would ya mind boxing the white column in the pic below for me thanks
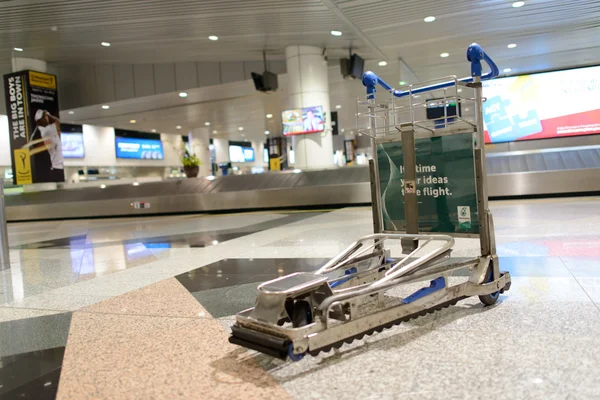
[285,46,333,170]
[11,57,47,72]
[190,128,211,177]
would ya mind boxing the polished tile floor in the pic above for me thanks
[1,198,599,399]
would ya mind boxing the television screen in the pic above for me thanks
[229,145,254,162]
[61,132,85,158]
[282,106,325,136]
[482,65,600,143]
[263,148,269,163]
[115,137,164,159]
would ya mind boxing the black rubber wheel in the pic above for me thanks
[291,300,312,328]
[479,265,501,306]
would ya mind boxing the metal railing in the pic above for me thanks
[0,179,10,270]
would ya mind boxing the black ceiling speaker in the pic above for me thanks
[252,51,278,93]
[340,52,364,80]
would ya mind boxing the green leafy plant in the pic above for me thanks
[181,149,201,167]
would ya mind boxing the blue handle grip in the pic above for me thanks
[362,43,499,99]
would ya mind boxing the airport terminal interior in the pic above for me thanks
[1,0,600,399]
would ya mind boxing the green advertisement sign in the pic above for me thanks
[377,132,479,234]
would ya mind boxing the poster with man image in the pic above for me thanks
[482,65,600,143]
[3,70,64,184]
[282,106,325,135]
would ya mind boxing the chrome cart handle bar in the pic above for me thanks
[362,43,499,99]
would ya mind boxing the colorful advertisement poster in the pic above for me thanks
[3,70,64,185]
[115,137,164,159]
[482,66,600,143]
[282,106,324,136]
[61,133,85,158]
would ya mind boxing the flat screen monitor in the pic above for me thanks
[61,132,85,158]
[282,106,325,136]
[229,145,254,162]
[115,137,164,159]
[482,65,600,143]
[263,148,269,163]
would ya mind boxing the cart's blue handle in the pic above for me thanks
[362,43,499,99]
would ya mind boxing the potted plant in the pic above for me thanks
[181,149,202,178]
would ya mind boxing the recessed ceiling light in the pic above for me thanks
[331,30,342,36]
[176,125,182,129]
[238,127,244,131]
[424,16,436,22]
[151,129,157,132]
[244,139,248,142]
[132,181,140,186]
[503,68,512,73]
[14,47,23,52]
[335,104,342,109]
[208,35,219,41]
[266,113,273,119]
[212,130,217,134]
[378,61,388,67]
[101,42,111,47]
[179,92,188,98]
[512,1,525,7]
[129,119,136,124]
[101,105,109,110]
[67,111,74,115]
[399,81,407,85]
[507,43,517,49]
[100,184,106,189]
[265,130,270,135]
[50,26,58,32]
[440,53,449,58]
[204,121,210,126]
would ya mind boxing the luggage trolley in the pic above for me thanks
[229,43,511,361]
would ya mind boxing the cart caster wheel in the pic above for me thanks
[288,343,306,362]
[291,300,312,327]
[479,266,500,306]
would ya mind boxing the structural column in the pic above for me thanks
[190,128,211,177]
[285,46,333,169]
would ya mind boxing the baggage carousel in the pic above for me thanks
[5,144,600,222]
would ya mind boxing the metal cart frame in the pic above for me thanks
[229,43,511,361]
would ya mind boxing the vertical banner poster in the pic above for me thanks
[377,133,479,234]
[3,70,64,185]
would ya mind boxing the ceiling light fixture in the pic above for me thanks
[176,125,182,129]
[331,30,342,36]
[238,127,244,131]
[151,129,157,132]
[440,53,449,58]
[265,130,270,135]
[512,1,525,7]
[101,105,109,110]
[424,16,436,22]
[204,121,210,126]
[67,111,74,115]
[129,119,136,124]
[208,35,219,41]
[101,42,111,47]
[335,104,342,109]
[507,43,517,49]
[266,113,273,119]
[179,92,188,97]
[212,130,217,134]
[132,181,140,186]
[399,81,407,85]
[14,47,23,52]
[378,61,387,66]
[503,68,512,73]
[100,184,106,189]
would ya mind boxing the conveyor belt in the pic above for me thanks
[5,147,600,221]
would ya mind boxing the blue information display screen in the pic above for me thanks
[229,145,254,162]
[115,137,164,159]
[61,133,85,158]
